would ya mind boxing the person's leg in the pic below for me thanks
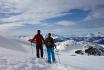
[47,48,51,63]
[40,45,43,58]
[36,44,40,58]
[51,48,56,62]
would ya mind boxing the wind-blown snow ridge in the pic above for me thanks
[0,35,30,52]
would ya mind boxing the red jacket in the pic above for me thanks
[32,34,44,44]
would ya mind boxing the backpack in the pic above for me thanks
[45,37,54,47]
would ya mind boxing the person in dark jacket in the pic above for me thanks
[45,33,56,63]
[31,30,44,58]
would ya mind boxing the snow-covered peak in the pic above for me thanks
[95,32,104,37]
[86,32,104,37]
[86,33,95,37]
[56,40,78,51]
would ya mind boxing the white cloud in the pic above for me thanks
[0,0,104,23]
[0,0,104,35]
[0,23,24,30]
[0,22,25,36]
[84,8,104,21]
[56,21,76,27]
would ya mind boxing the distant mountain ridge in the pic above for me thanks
[17,32,104,45]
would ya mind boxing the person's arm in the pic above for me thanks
[30,35,36,43]
[41,35,45,43]
[52,38,56,48]
[42,35,44,41]
[33,35,36,40]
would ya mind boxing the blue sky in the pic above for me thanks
[43,9,90,23]
[0,0,104,36]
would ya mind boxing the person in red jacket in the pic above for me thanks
[32,30,44,58]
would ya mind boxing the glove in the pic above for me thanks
[28,39,33,43]
[54,44,56,48]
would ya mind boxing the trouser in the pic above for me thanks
[36,44,43,58]
[47,47,55,62]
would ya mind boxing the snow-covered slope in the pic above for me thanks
[0,35,69,70]
[0,35,31,52]
[0,35,104,70]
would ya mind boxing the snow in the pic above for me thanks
[55,40,84,55]
[60,54,104,70]
[0,35,104,70]
[56,40,77,50]
[86,32,104,37]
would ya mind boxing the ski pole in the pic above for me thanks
[44,48,48,60]
[31,42,34,56]
[55,48,61,64]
